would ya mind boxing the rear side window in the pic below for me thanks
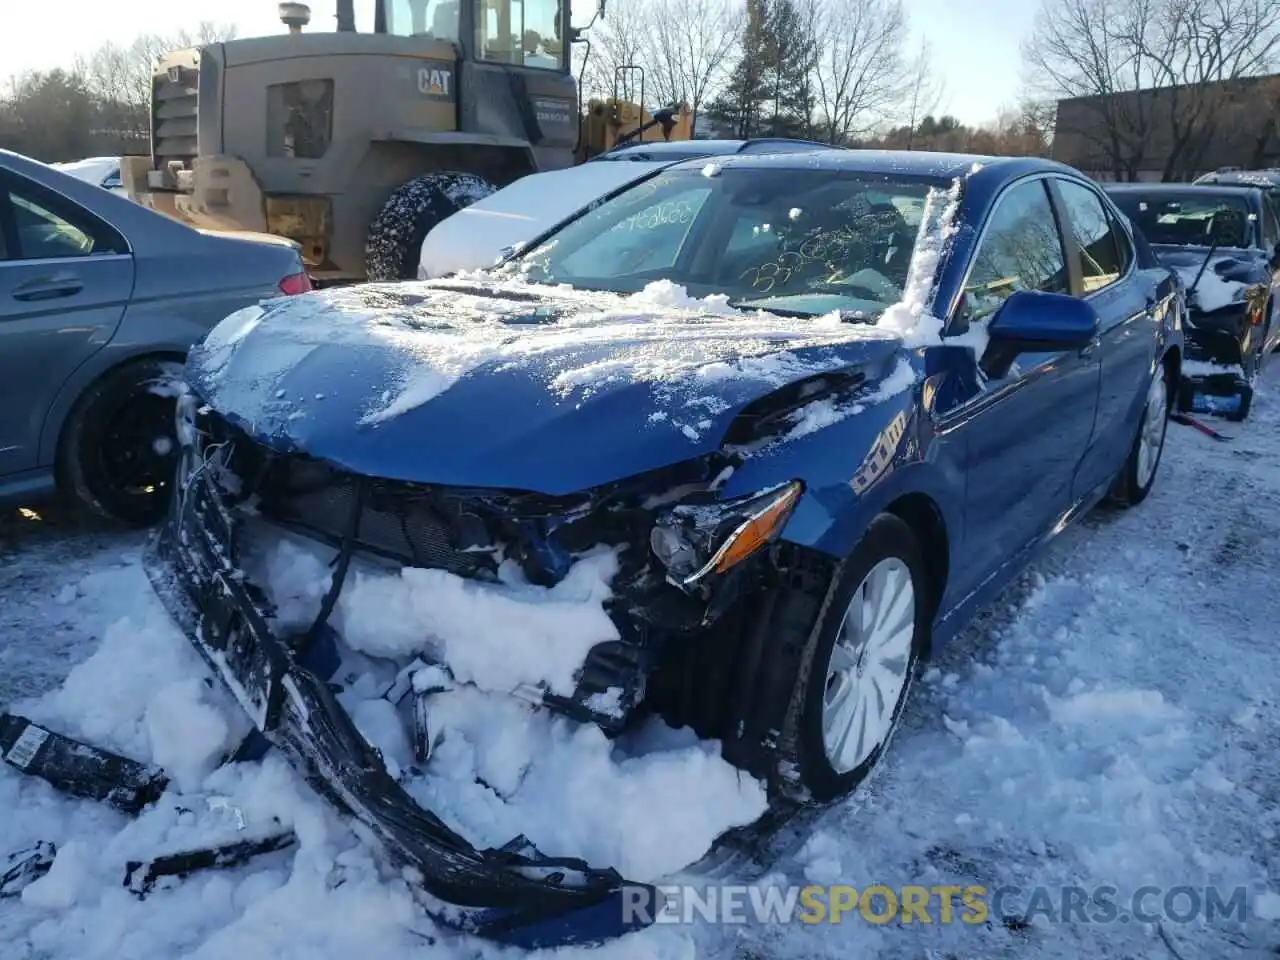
[1107,207,1134,274]
[1,178,128,261]
[1055,179,1124,293]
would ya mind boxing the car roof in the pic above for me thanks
[1103,182,1265,204]
[660,148,1080,185]
[1196,168,1280,184]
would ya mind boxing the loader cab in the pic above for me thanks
[375,0,571,71]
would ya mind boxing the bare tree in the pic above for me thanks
[1022,0,1160,179]
[78,21,239,127]
[901,38,943,149]
[811,0,907,144]
[576,4,651,103]
[639,0,740,127]
[1127,0,1280,178]
[1024,0,1280,180]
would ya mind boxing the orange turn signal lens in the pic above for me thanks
[701,481,804,578]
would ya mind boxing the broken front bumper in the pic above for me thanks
[143,466,658,950]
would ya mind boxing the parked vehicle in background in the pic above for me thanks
[1193,168,1280,219]
[0,149,312,526]
[50,157,125,194]
[417,138,835,279]
[147,150,1182,947]
[1105,183,1280,420]
[118,0,698,285]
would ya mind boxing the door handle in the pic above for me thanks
[11,276,83,302]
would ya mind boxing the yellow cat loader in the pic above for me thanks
[121,0,691,284]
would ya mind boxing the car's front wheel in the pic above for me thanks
[58,357,185,526]
[794,515,926,801]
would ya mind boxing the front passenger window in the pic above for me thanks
[960,179,1069,323]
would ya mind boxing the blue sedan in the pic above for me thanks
[146,150,1183,946]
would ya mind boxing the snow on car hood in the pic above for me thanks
[187,278,904,494]
[1151,245,1255,313]
[417,161,672,279]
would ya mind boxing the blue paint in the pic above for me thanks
[183,149,1188,949]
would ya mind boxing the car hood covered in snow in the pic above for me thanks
[1150,244,1262,313]
[186,279,905,494]
[417,161,672,279]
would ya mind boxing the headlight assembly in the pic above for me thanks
[649,480,804,593]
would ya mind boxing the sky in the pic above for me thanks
[0,0,1040,127]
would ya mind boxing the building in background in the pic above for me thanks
[1052,72,1280,182]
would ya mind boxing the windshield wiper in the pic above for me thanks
[727,298,876,323]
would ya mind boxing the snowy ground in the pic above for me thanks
[3,365,1280,959]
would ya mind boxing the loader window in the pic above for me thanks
[266,80,335,160]
[384,0,459,40]
[475,0,564,69]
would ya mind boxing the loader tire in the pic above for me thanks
[365,172,496,282]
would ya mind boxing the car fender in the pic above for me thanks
[717,378,963,565]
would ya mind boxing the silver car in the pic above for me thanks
[0,149,311,526]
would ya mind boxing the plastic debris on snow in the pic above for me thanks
[0,559,767,958]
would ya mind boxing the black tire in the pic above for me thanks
[756,515,928,802]
[365,172,497,282]
[1225,386,1253,422]
[58,357,186,527]
[1112,363,1173,507]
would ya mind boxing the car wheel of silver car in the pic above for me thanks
[772,514,928,802]
[58,357,186,527]
[1113,362,1172,507]
[365,171,497,282]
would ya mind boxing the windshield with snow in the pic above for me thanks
[1107,193,1253,249]
[503,168,942,317]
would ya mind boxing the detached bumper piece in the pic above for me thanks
[141,467,659,950]
[1,843,56,899]
[125,832,298,897]
[0,717,295,901]
[1,712,169,813]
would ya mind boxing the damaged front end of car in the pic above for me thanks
[1176,267,1270,421]
[134,385,815,947]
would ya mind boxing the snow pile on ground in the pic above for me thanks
[4,370,1280,957]
[0,528,767,957]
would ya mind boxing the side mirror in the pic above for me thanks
[980,289,1100,379]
